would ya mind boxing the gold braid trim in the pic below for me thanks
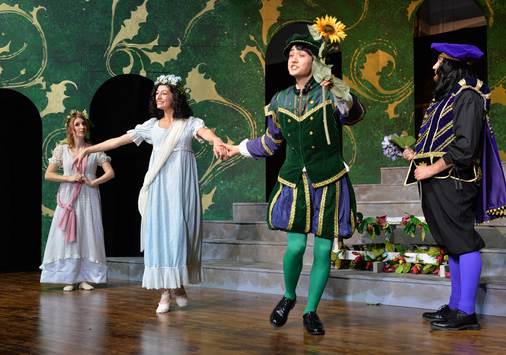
[344,99,366,125]
[440,52,473,65]
[433,122,452,141]
[487,206,506,216]
[268,184,283,229]
[278,176,297,188]
[312,168,348,188]
[434,134,455,152]
[317,185,328,236]
[265,105,280,129]
[334,180,340,238]
[266,128,284,144]
[261,135,274,155]
[413,152,446,159]
[287,185,298,230]
[278,99,333,123]
[302,174,311,233]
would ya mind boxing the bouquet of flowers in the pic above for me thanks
[382,132,415,161]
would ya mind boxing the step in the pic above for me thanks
[203,220,286,242]
[202,238,314,265]
[380,166,410,185]
[354,184,419,202]
[200,260,506,317]
[356,200,423,217]
[233,202,268,222]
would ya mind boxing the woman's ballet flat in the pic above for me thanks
[156,293,170,313]
[78,282,94,290]
[63,285,75,292]
[175,293,188,307]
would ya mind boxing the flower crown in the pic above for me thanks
[154,74,191,98]
[63,109,95,127]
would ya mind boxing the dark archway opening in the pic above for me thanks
[90,74,153,257]
[0,89,42,272]
[414,0,487,137]
[265,23,342,199]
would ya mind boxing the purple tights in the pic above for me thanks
[448,251,482,315]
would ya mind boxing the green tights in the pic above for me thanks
[283,231,333,314]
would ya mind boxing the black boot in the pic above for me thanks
[422,304,454,321]
[303,312,325,335]
[269,296,296,327]
[430,309,481,331]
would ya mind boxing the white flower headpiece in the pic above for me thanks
[154,74,191,97]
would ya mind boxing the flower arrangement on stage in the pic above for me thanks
[331,213,444,275]
[356,212,393,242]
[331,243,448,276]
[356,212,430,242]
[382,132,415,161]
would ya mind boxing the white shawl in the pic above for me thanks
[138,119,188,251]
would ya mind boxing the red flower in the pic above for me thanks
[366,261,373,270]
[383,264,395,273]
[354,255,362,263]
[410,264,421,274]
[402,215,411,227]
[376,215,387,227]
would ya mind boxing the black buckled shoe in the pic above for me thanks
[430,309,481,331]
[422,304,454,321]
[302,312,325,335]
[270,296,296,327]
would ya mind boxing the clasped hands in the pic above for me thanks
[68,173,94,187]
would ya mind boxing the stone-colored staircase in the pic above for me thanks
[107,166,506,316]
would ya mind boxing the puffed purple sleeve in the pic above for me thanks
[334,93,366,126]
[245,115,285,159]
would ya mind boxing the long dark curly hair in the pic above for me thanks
[433,58,476,102]
[148,83,193,119]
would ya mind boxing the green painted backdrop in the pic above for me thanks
[1,0,505,251]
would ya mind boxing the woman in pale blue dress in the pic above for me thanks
[73,75,227,313]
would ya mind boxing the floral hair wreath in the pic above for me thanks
[154,74,191,98]
[63,109,95,127]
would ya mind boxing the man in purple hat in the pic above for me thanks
[403,42,506,330]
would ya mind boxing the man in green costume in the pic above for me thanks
[225,34,365,335]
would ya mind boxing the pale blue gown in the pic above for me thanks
[128,116,205,289]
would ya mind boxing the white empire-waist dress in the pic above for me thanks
[128,116,205,289]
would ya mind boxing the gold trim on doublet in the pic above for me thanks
[278,99,333,123]
[302,173,311,233]
[317,185,328,236]
[334,180,340,238]
[287,186,298,230]
[312,168,348,188]
[268,184,283,229]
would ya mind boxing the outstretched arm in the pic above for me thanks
[72,134,134,169]
[196,127,227,160]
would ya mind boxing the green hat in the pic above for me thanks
[283,33,320,60]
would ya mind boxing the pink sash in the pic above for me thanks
[56,145,90,243]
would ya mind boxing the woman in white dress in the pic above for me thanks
[73,75,227,313]
[41,110,115,291]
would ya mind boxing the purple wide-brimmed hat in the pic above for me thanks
[431,42,484,65]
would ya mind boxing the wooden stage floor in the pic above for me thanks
[1,271,505,354]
